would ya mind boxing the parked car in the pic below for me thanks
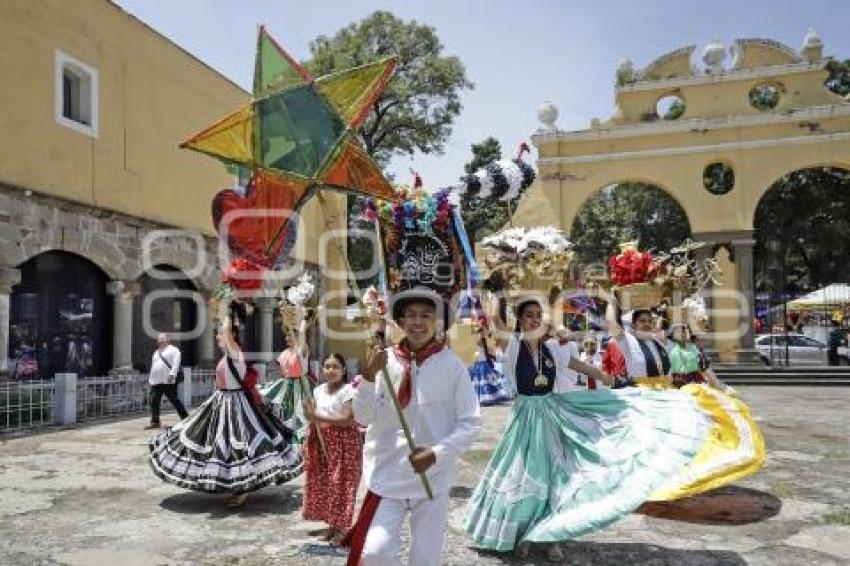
[755,333,850,366]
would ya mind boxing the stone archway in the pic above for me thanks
[132,265,201,371]
[753,165,850,343]
[569,181,692,267]
[10,251,111,377]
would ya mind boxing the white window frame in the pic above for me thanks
[55,50,98,137]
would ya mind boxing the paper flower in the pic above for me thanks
[608,244,659,286]
[286,273,315,306]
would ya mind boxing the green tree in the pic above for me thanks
[304,11,473,287]
[570,183,691,268]
[305,11,473,165]
[464,137,501,175]
[459,137,511,239]
[754,167,850,296]
[825,58,850,97]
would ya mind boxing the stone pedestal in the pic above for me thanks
[106,280,140,369]
[194,297,216,368]
[0,267,21,374]
[54,373,77,425]
[731,239,762,365]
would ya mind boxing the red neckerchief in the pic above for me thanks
[392,339,444,408]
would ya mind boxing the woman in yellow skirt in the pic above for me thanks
[607,306,765,501]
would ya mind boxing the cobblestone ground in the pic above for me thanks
[1,387,849,565]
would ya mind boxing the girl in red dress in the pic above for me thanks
[302,352,363,544]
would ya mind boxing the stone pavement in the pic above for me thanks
[1,387,849,565]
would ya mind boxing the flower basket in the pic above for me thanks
[616,282,665,309]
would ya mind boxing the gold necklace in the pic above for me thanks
[522,339,549,388]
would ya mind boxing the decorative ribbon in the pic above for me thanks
[451,208,481,286]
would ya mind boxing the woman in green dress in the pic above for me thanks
[259,313,312,442]
[464,297,711,561]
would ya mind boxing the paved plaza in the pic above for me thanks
[1,386,849,565]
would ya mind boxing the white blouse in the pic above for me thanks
[313,383,355,419]
[502,334,575,393]
[616,332,671,378]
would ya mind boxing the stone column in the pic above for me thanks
[256,297,276,362]
[0,267,21,375]
[731,239,761,363]
[194,293,216,368]
[106,280,140,369]
[692,244,716,344]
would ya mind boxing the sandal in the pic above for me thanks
[330,529,347,545]
[225,493,247,508]
[547,543,564,562]
[515,542,531,559]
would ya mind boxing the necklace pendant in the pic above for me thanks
[534,373,548,388]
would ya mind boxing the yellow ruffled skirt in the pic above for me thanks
[634,376,766,501]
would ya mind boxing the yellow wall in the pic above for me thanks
[0,0,247,235]
[613,68,844,124]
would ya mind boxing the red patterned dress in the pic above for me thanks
[302,382,363,529]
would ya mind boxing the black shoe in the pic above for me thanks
[144,422,161,430]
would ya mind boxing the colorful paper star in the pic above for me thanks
[181,26,397,261]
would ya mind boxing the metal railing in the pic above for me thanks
[191,368,215,406]
[0,367,216,435]
[0,378,55,433]
[76,371,149,422]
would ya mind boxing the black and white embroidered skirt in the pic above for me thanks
[149,390,303,493]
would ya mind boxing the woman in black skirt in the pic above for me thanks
[148,303,303,507]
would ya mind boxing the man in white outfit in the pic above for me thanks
[344,289,481,566]
[578,336,606,389]
[146,333,188,429]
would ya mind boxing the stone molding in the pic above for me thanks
[532,103,850,145]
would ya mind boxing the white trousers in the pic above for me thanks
[361,490,451,566]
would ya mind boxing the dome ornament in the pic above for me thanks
[537,101,559,131]
[702,39,727,74]
[616,58,635,85]
[801,28,823,61]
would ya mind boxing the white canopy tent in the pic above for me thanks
[787,283,850,311]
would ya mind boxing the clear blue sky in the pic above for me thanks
[114,0,850,188]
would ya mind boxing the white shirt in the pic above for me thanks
[314,383,356,419]
[501,335,575,394]
[149,344,181,385]
[579,351,606,389]
[353,347,481,499]
[616,332,670,379]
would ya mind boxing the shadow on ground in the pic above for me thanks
[635,485,782,525]
[450,485,474,499]
[473,541,747,565]
[159,485,302,519]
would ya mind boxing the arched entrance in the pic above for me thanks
[753,166,850,363]
[9,251,111,378]
[570,181,692,267]
[133,266,199,371]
